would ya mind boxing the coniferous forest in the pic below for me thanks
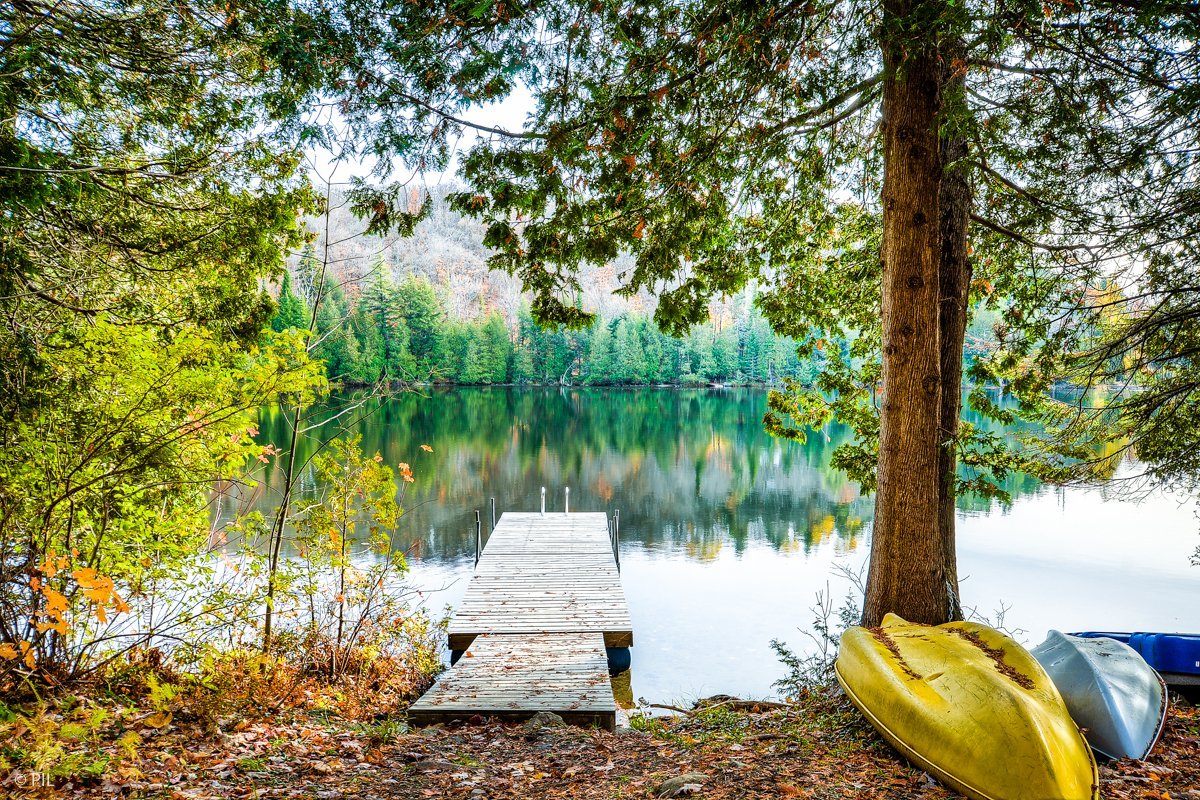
[281,245,826,387]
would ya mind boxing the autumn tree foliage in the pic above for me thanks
[0,0,321,679]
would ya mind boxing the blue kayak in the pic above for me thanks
[1072,632,1200,696]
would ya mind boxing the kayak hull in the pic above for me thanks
[836,614,1098,800]
[1073,631,1200,702]
[1032,631,1167,760]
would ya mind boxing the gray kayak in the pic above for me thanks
[1031,630,1168,760]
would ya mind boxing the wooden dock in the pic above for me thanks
[409,511,631,730]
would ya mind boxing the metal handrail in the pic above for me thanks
[612,509,621,571]
[474,510,482,568]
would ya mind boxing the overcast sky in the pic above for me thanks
[304,84,537,189]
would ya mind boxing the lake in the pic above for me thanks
[243,387,1200,703]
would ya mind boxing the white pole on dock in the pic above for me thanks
[540,486,546,516]
[564,486,570,515]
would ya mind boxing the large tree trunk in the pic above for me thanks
[936,37,971,623]
[862,0,951,627]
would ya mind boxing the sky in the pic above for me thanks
[303,84,538,190]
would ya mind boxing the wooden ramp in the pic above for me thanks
[410,511,631,730]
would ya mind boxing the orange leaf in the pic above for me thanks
[42,587,68,614]
[72,566,98,585]
[145,711,172,729]
[633,218,646,239]
[34,614,68,636]
[0,643,19,660]
[39,552,60,579]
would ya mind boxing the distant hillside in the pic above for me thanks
[298,183,732,326]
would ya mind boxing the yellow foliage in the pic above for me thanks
[33,616,69,636]
[72,566,130,616]
[42,587,68,614]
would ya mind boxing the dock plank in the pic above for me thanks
[408,633,617,730]
[412,512,632,726]
[447,511,632,651]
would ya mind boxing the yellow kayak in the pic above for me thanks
[836,614,1098,800]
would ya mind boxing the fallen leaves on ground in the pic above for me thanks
[3,692,1198,799]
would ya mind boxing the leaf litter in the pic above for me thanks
[3,691,1198,799]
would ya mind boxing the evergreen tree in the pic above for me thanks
[712,326,739,382]
[459,325,488,384]
[637,318,664,385]
[480,313,513,384]
[610,318,642,385]
[396,276,446,377]
[271,271,309,332]
[350,300,386,385]
[511,305,539,384]
[657,335,683,384]
[311,277,360,382]
[588,320,616,384]
[361,263,416,384]
[440,321,470,383]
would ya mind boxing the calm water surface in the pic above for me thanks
[243,388,1200,702]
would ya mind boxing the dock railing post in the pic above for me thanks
[489,497,496,535]
[564,486,569,515]
[540,486,546,516]
[613,509,620,571]
[474,510,482,568]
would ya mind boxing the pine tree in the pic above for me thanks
[350,301,386,385]
[587,320,616,384]
[312,277,360,382]
[271,271,309,332]
[396,276,446,377]
[511,305,540,384]
[637,318,664,385]
[439,321,470,383]
[360,262,417,384]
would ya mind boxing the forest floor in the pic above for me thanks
[4,689,1198,800]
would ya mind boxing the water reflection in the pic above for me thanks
[242,387,1050,563]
